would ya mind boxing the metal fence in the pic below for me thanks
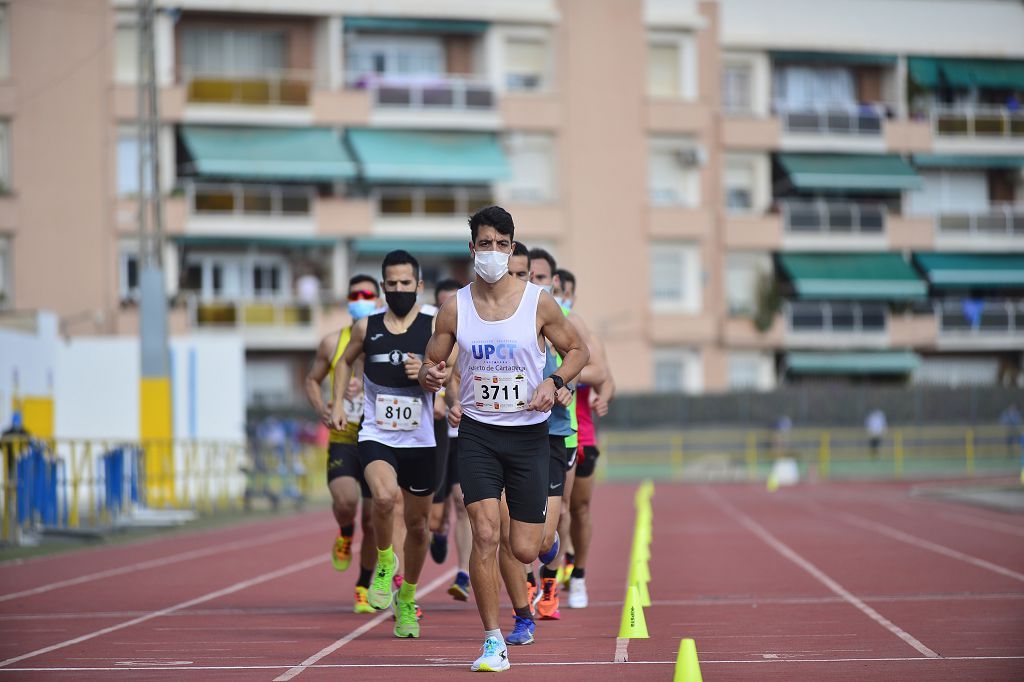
[1,437,327,546]
[596,424,1022,482]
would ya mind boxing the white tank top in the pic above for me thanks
[456,282,548,427]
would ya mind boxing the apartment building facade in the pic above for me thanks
[1,0,1022,407]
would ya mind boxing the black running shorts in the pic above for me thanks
[358,440,436,497]
[433,435,460,504]
[548,436,568,497]
[458,415,549,524]
[432,418,450,503]
[326,442,371,498]
[576,445,600,478]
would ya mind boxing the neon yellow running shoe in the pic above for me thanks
[331,533,353,572]
[368,552,398,610]
[394,597,420,638]
[353,586,375,614]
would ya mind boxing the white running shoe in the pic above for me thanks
[471,636,510,672]
[567,577,589,609]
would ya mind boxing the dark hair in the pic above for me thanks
[512,242,529,257]
[556,268,575,291]
[468,205,515,241]
[528,248,557,274]
[381,249,420,280]
[348,274,380,295]
[435,278,461,300]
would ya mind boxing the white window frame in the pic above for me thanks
[721,60,754,115]
[725,251,770,317]
[183,253,291,302]
[118,246,140,301]
[648,135,702,207]
[500,131,556,204]
[647,30,697,101]
[653,347,702,394]
[0,235,10,309]
[728,352,775,392]
[496,26,553,94]
[345,34,446,79]
[114,12,139,84]
[650,241,701,314]
[0,3,10,81]
[724,157,755,214]
[0,120,9,194]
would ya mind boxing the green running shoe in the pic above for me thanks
[368,552,398,610]
[393,597,420,638]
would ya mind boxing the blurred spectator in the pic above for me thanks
[773,414,792,455]
[296,270,321,305]
[865,409,887,459]
[1000,404,1022,456]
[1,410,30,481]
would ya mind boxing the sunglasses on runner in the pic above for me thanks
[347,290,377,301]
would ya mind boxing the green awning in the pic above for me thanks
[172,235,338,248]
[347,129,509,184]
[914,253,1024,290]
[352,238,469,257]
[180,127,357,181]
[771,51,896,66]
[778,253,928,300]
[908,57,1024,90]
[777,154,922,194]
[787,351,921,376]
[914,155,1024,170]
[343,17,488,34]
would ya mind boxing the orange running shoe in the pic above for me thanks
[331,533,353,572]
[536,578,560,620]
[527,581,538,617]
[353,586,374,614]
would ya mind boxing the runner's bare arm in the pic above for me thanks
[329,318,367,430]
[531,293,589,411]
[304,333,337,426]
[568,312,607,388]
[446,368,463,428]
[419,296,458,392]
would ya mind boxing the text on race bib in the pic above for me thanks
[375,394,422,431]
[473,372,528,413]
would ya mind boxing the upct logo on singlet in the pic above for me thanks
[471,342,518,360]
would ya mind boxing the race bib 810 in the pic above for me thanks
[375,394,422,431]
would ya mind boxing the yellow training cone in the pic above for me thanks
[636,577,651,607]
[766,474,778,492]
[618,586,649,639]
[673,638,703,682]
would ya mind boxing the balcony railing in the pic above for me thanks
[375,187,494,217]
[936,204,1024,237]
[183,69,314,106]
[937,300,1021,336]
[781,199,887,235]
[187,296,314,329]
[186,182,315,217]
[345,72,494,110]
[926,105,1024,139]
[786,301,888,334]
[776,103,886,135]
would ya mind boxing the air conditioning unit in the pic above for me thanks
[674,147,706,167]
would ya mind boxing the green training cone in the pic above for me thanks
[673,638,703,682]
[618,585,649,639]
[636,576,651,607]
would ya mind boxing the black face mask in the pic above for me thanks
[385,290,417,317]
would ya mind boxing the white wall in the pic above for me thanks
[0,316,248,442]
[907,170,989,215]
[0,312,59,427]
[721,0,1024,58]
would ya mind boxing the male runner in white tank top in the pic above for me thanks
[418,206,589,673]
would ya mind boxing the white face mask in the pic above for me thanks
[474,249,510,284]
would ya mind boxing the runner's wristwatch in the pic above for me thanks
[550,374,565,391]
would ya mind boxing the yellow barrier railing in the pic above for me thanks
[1,437,328,546]
[596,423,1022,482]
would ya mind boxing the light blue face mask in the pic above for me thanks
[347,299,377,320]
[540,284,553,294]
[554,297,573,312]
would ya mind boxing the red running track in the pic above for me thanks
[0,480,1022,680]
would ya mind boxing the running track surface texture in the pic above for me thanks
[1,480,1022,681]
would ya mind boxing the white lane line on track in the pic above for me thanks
[3,656,1024,672]
[272,567,456,682]
[933,510,1024,539]
[613,637,629,662]
[0,525,328,603]
[700,488,940,659]
[833,511,1024,583]
[0,555,325,668]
